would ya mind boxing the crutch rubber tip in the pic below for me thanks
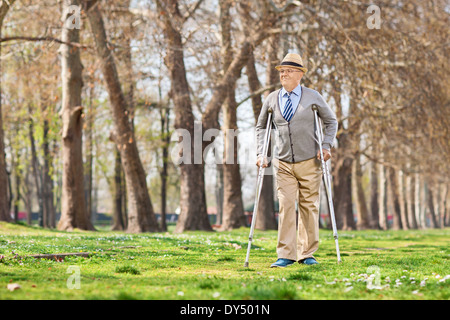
[244,262,249,268]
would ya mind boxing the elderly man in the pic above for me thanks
[256,53,338,267]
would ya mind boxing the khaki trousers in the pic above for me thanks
[273,157,322,261]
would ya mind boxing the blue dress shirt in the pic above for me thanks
[279,84,302,118]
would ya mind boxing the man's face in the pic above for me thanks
[279,68,304,91]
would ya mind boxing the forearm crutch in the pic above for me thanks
[244,108,273,268]
[312,105,342,263]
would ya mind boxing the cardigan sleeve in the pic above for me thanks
[315,92,338,150]
[255,93,276,156]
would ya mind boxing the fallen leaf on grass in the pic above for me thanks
[7,283,21,292]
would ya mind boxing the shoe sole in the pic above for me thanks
[270,263,294,268]
[299,258,319,265]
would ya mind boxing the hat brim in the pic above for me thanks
[275,64,308,73]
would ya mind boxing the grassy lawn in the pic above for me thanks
[0,221,448,300]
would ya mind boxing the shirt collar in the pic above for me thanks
[281,84,302,97]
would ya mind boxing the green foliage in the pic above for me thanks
[115,265,141,275]
[0,222,448,300]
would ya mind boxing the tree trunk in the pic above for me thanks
[23,165,33,225]
[111,147,126,231]
[85,1,159,232]
[157,0,211,232]
[331,84,355,230]
[84,82,94,224]
[443,184,449,227]
[221,99,246,230]
[427,186,439,228]
[220,0,245,231]
[353,153,369,229]
[378,164,388,229]
[177,161,210,232]
[333,154,354,230]
[28,112,44,226]
[215,162,224,226]
[246,40,277,231]
[159,106,170,232]
[438,183,446,228]
[58,0,94,231]
[369,159,380,229]
[13,145,20,223]
[388,167,404,230]
[398,170,409,229]
[405,170,418,229]
[0,0,15,222]
[42,119,56,228]
[418,179,427,228]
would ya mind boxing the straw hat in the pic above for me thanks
[275,53,308,73]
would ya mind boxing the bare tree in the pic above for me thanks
[219,0,246,230]
[246,39,278,231]
[0,0,16,222]
[58,0,95,231]
[84,0,159,232]
[156,0,212,232]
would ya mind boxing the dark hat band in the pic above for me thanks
[280,61,304,68]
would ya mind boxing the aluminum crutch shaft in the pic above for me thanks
[312,105,342,263]
[244,108,273,268]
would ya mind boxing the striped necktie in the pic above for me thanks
[282,92,293,121]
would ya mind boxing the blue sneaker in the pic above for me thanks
[299,257,319,265]
[270,258,295,268]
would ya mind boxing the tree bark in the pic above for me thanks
[111,147,126,231]
[246,45,277,230]
[353,153,369,230]
[85,1,159,232]
[405,169,418,229]
[84,82,94,224]
[331,91,355,230]
[58,0,94,231]
[28,112,44,226]
[42,118,56,228]
[219,0,246,231]
[427,185,439,228]
[157,0,211,232]
[388,167,404,230]
[0,0,15,222]
[369,159,380,229]
[333,152,354,230]
[159,105,170,232]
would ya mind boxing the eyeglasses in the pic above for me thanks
[278,69,301,75]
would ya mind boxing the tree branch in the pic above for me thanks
[236,83,280,107]
[0,36,90,49]
[182,0,204,23]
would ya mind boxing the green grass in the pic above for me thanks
[0,221,448,300]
